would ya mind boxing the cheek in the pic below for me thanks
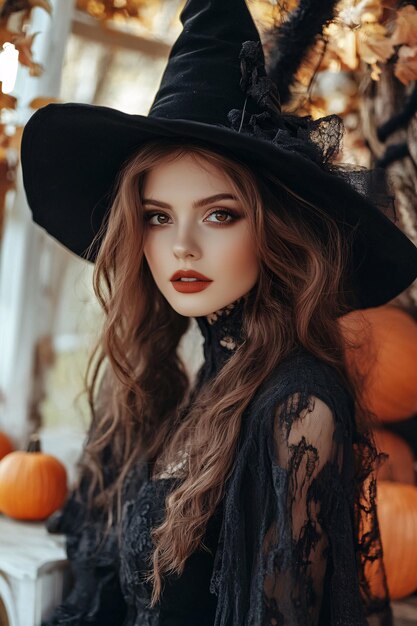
[143,234,168,278]
[213,225,258,278]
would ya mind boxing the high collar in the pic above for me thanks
[194,295,246,385]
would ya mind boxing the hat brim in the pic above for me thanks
[21,102,417,310]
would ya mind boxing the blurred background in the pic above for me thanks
[0,1,417,624]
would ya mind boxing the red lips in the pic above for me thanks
[170,269,212,281]
[170,269,213,293]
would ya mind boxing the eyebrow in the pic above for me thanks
[142,193,238,209]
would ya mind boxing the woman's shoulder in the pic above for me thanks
[252,345,354,419]
[235,346,356,458]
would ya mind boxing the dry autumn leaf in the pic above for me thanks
[394,44,417,85]
[357,22,394,65]
[29,96,61,109]
[77,0,162,21]
[11,31,43,75]
[338,0,383,28]
[7,124,23,153]
[250,2,277,30]
[29,61,43,76]
[391,5,417,47]
[0,89,17,109]
[0,149,16,239]
[0,27,19,46]
[82,0,106,19]
[324,1,395,77]
[326,23,358,69]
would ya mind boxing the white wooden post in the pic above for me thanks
[0,0,76,447]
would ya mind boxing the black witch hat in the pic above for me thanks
[20,0,417,310]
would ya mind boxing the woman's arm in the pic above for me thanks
[261,393,344,625]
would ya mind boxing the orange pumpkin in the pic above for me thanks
[340,306,417,421]
[373,429,416,485]
[375,481,417,599]
[0,432,13,460]
[0,433,67,520]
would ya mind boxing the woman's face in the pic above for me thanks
[142,153,259,318]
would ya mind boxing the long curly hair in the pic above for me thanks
[75,139,378,607]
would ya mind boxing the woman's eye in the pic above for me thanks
[204,209,236,225]
[145,212,171,226]
[144,209,238,226]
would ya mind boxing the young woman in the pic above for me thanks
[20,1,417,625]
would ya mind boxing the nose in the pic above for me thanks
[172,229,201,261]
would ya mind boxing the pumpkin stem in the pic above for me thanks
[27,433,41,453]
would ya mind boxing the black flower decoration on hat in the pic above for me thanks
[228,40,343,169]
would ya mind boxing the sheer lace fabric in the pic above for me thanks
[261,394,341,625]
[207,343,391,625]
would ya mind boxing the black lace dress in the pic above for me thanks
[41,298,392,626]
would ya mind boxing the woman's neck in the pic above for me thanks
[194,295,247,385]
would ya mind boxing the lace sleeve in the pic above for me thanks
[262,393,344,625]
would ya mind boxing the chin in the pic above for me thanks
[165,291,242,318]
[167,300,218,318]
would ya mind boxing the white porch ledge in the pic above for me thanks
[0,515,69,626]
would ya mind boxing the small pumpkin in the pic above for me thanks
[0,432,13,460]
[340,306,417,422]
[0,433,67,520]
[373,429,416,485]
[375,481,417,599]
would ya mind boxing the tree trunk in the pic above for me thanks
[360,65,417,316]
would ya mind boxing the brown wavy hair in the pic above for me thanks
[76,139,379,607]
